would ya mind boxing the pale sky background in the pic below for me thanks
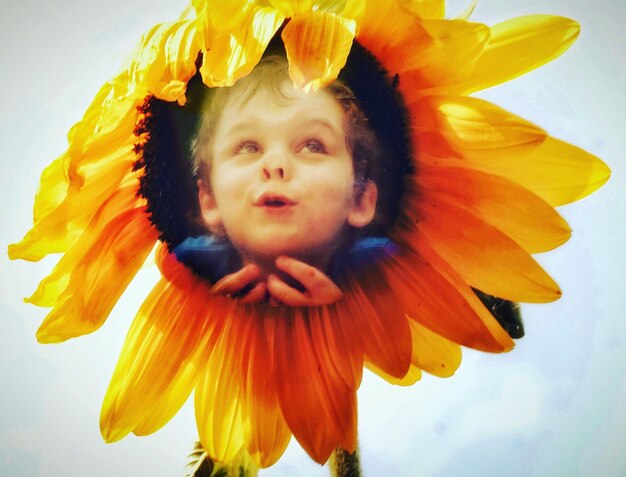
[1,1,624,476]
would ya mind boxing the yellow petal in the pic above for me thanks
[199,6,285,87]
[35,205,157,343]
[125,20,200,104]
[405,189,562,303]
[101,248,226,442]
[282,11,356,92]
[460,15,580,94]
[397,0,445,19]
[365,361,422,386]
[408,319,462,378]
[419,165,572,253]
[411,95,547,159]
[193,0,255,35]
[25,187,142,308]
[9,95,140,262]
[268,0,311,16]
[195,306,251,463]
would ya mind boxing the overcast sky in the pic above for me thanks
[1,1,624,476]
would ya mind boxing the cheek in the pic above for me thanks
[211,166,248,206]
[308,175,355,220]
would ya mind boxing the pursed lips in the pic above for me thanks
[253,192,297,210]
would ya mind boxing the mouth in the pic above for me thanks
[254,193,296,209]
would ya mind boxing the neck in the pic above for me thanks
[240,248,334,278]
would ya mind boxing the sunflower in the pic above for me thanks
[8,0,610,471]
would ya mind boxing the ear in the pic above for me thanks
[347,181,378,228]
[197,179,222,228]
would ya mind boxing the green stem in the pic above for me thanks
[329,446,361,477]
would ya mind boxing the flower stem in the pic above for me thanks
[329,446,361,477]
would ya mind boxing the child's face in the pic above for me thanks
[198,80,376,266]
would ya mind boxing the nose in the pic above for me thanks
[262,166,284,180]
[260,149,292,181]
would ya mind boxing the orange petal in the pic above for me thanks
[418,165,572,253]
[35,204,157,343]
[460,15,580,94]
[282,11,356,92]
[239,309,291,468]
[273,307,357,463]
[199,6,285,87]
[100,250,224,442]
[343,266,412,379]
[402,190,561,303]
[379,247,513,352]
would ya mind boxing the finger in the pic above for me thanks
[239,281,268,304]
[275,256,343,302]
[211,264,260,296]
[274,256,329,292]
[267,274,312,306]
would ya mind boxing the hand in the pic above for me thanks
[267,256,343,306]
[210,264,267,303]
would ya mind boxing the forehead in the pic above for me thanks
[215,80,346,133]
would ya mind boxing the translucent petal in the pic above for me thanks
[357,2,422,58]
[418,165,572,253]
[379,246,513,352]
[273,307,357,463]
[199,7,284,87]
[397,20,489,98]
[422,137,611,207]
[282,11,356,92]
[404,189,562,303]
[35,205,157,344]
[460,15,580,94]
[411,95,547,159]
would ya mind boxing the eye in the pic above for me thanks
[301,138,327,154]
[235,140,261,155]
